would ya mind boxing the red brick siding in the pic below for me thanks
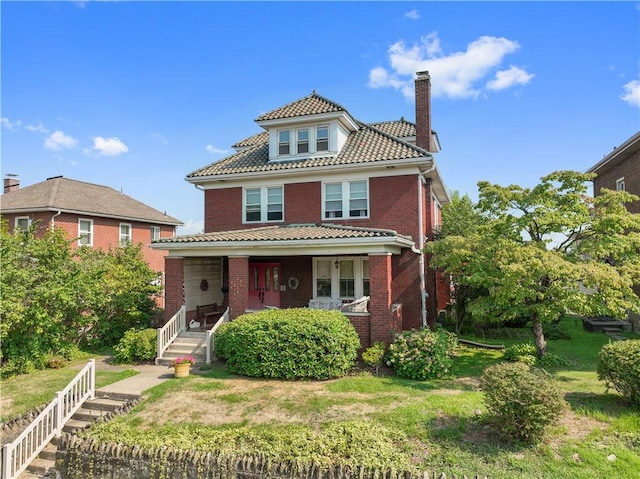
[164,257,184,319]
[349,315,371,350]
[228,257,249,319]
[369,254,393,345]
[593,154,640,214]
[277,256,314,308]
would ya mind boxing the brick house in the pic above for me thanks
[0,175,183,306]
[152,71,450,348]
[587,130,640,330]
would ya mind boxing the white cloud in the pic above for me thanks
[368,33,532,100]
[44,130,78,150]
[177,219,204,236]
[620,80,640,107]
[1,117,22,131]
[205,144,228,155]
[404,10,420,20]
[25,122,50,133]
[92,136,129,156]
[487,66,535,91]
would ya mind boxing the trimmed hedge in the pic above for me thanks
[481,362,566,443]
[597,339,640,406]
[113,328,157,364]
[386,328,457,380]
[215,308,360,380]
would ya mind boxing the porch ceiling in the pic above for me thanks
[150,223,416,257]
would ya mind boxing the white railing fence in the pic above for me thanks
[1,359,95,479]
[156,305,186,362]
[206,307,230,364]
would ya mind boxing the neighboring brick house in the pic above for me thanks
[0,176,183,305]
[587,130,640,330]
[152,71,450,347]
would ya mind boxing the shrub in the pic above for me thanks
[386,328,457,380]
[597,339,640,406]
[503,343,537,365]
[481,362,567,443]
[362,342,386,375]
[113,328,157,364]
[215,308,360,380]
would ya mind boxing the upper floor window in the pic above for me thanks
[119,223,132,246]
[297,128,309,154]
[15,216,30,232]
[316,125,329,152]
[278,130,290,155]
[244,186,283,223]
[616,177,626,191]
[323,180,369,219]
[78,218,93,246]
[151,226,161,241]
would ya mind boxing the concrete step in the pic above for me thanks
[38,443,57,461]
[62,418,91,433]
[25,457,56,476]
[83,396,133,412]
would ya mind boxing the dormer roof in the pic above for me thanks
[255,91,354,123]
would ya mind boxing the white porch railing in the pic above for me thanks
[156,305,186,363]
[206,307,230,364]
[1,359,95,479]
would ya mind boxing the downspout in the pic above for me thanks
[50,210,62,229]
[416,162,436,328]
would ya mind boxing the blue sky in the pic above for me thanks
[2,1,639,235]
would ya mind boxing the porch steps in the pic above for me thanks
[20,392,137,479]
[156,330,208,366]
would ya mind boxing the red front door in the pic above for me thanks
[248,263,281,309]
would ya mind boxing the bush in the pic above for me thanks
[503,343,537,365]
[215,308,360,380]
[597,339,640,406]
[113,328,157,364]
[481,362,567,443]
[386,328,457,380]
[362,342,386,375]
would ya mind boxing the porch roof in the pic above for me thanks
[151,223,416,256]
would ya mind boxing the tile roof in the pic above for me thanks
[369,118,416,138]
[187,121,428,178]
[153,223,411,244]
[232,131,269,149]
[0,177,182,225]
[255,92,353,122]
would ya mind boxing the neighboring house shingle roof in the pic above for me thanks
[153,223,411,244]
[0,176,183,225]
[187,121,428,178]
[255,91,353,122]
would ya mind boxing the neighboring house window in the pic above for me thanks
[15,216,30,232]
[244,186,284,223]
[316,125,329,152]
[616,177,626,191]
[78,219,93,246]
[313,257,369,300]
[151,226,161,241]
[297,128,309,154]
[323,180,368,219]
[119,223,132,246]
[432,195,442,229]
[278,130,290,155]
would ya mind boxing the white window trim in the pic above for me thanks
[297,127,309,154]
[119,222,132,246]
[151,225,161,241]
[312,257,369,300]
[242,186,284,224]
[78,218,93,246]
[316,124,329,152]
[322,180,369,220]
[432,194,442,228]
[15,216,31,232]
[616,177,626,191]
[278,129,291,156]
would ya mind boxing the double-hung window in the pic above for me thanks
[313,257,369,300]
[297,128,309,154]
[278,130,290,155]
[324,180,368,219]
[15,216,30,232]
[78,219,93,246]
[244,186,283,223]
[151,226,161,241]
[119,223,132,246]
[316,125,329,152]
[616,177,626,191]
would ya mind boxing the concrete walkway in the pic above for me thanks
[97,363,176,398]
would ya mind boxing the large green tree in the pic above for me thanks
[427,171,640,357]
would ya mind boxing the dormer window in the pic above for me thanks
[317,125,329,152]
[278,130,290,155]
[297,128,309,154]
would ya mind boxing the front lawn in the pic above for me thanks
[81,316,640,478]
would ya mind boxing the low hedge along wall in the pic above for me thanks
[215,308,360,380]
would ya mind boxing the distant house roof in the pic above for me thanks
[0,176,183,226]
[586,130,640,174]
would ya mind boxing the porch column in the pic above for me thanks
[164,256,184,321]
[368,253,393,345]
[228,256,249,320]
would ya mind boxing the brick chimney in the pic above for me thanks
[3,175,20,194]
[414,71,432,153]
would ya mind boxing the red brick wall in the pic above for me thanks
[593,154,640,214]
[369,254,393,345]
[278,256,314,308]
[164,257,184,319]
[228,257,249,319]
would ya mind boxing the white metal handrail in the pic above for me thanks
[156,305,186,362]
[206,307,230,364]
[1,359,95,479]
